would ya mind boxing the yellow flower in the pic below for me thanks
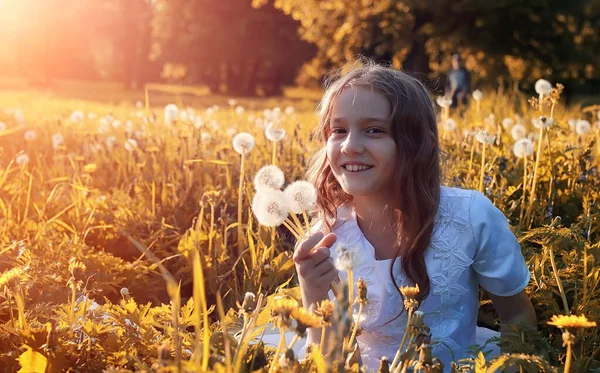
[270,298,298,329]
[400,283,420,300]
[291,307,321,337]
[83,163,97,173]
[314,299,335,326]
[548,314,597,329]
[0,267,26,289]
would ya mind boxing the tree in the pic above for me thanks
[262,0,600,91]
[151,0,315,96]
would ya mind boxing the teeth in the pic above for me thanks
[344,165,372,172]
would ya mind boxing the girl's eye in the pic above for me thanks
[331,128,347,134]
[367,127,384,134]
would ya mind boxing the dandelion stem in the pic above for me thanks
[287,334,300,350]
[347,269,354,325]
[348,303,363,347]
[269,328,286,373]
[320,326,328,353]
[302,211,311,234]
[237,153,246,256]
[565,337,573,373]
[282,220,302,240]
[390,310,413,372]
[289,212,306,237]
[519,154,528,229]
[525,126,544,225]
[548,246,569,314]
[478,143,486,193]
[467,137,476,181]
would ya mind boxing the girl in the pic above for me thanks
[292,61,537,371]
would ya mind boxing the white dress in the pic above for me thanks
[306,186,530,372]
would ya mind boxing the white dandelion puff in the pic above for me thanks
[511,124,527,140]
[24,130,36,141]
[164,104,179,124]
[285,106,295,116]
[502,117,514,130]
[0,121,6,131]
[475,129,495,144]
[87,112,97,120]
[284,180,317,214]
[527,132,540,142]
[13,109,25,123]
[254,165,285,191]
[251,190,290,227]
[105,136,117,150]
[112,119,123,129]
[135,101,144,109]
[443,118,457,132]
[484,114,496,126]
[98,121,110,134]
[575,120,591,135]
[179,110,189,122]
[235,106,245,116]
[71,110,85,123]
[265,123,286,142]
[209,120,220,130]
[228,99,237,107]
[52,133,64,150]
[436,96,452,108]
[16,153,30,166]
[124,138,138,153]
[232,132,255,155]
[513,138,534,158]
[535,79,553,96]
[472,89,483,101]
[226,128,237,137]
[201,132,212,142]
[532,116,553,129]
[333,243,364,271]
[194,117,204,129]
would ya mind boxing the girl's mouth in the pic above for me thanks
[343,164,374,172]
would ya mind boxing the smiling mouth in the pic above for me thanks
[343,164,374,172]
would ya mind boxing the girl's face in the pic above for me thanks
[326,86,398,199]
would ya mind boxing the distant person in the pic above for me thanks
[445,53,471,108]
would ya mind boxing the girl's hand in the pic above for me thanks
[293,232,338,303]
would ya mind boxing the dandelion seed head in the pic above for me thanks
[194,117,204,129]
[235,106,245,116]
[436,96,452,108]
[135,101,144,109]
[475,129,495,144]
[201,132,212,142]
[472,89,483,101]
[232,132,255,155]
[484,114,496,126]
[105,136,117,150]
[333,243,364,271]
[51,133,64,149]
[179,110,190,122]
[285,106,295,116]
[164,104,179,124]
[24,130,36,141]
[502,117,514,130]
[71,110,85,123]
[535,79,553,96]
[124,139,138,153]
[0,121,6,131]
[13,110,25,123]
[511,124,527,140]
[443,118,456,132]
[254,165,285,191]
[16,153,30,166]
[228,99,237,107]
[513,138,534,158]
[284,180,317,213]
[575,119,591,135]
[265,123,286,142]
[120,287,130,297]
[532,116,553,129]
[226,128,237,137]
[251,190,289,227]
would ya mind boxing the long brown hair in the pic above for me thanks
[306,59,441,305]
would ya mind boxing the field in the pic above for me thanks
[0,81,599,372]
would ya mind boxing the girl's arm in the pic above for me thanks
[489,289,537,345]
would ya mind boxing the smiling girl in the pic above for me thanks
[293,61,537,371]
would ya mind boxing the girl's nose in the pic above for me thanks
[340,131,364,154]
